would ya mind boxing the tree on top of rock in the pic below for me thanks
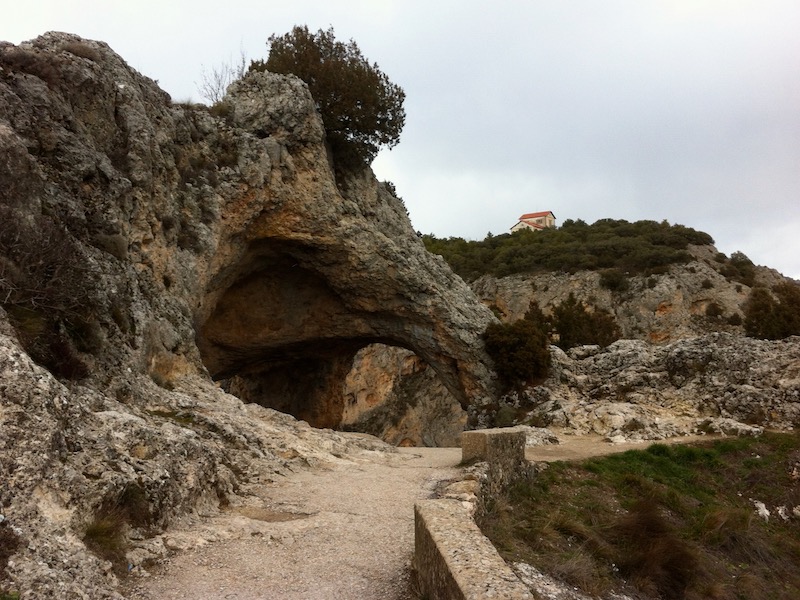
[250,26,406,171]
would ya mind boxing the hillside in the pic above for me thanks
[480,432,800,600]
[422,218,715,282]
[342,225,800,444]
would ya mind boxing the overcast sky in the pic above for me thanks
[6,1,800,279]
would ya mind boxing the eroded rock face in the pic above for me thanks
[340,344,466,447]
[195,72,498,425]
[507,333,800,440]
[0,318,392,598]
[0,32,497,596]
[0,32,496,419]
[471,245,790,344]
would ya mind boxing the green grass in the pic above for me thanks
[479,432,800,600]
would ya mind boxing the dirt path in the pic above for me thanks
[126,448,462,600]
[127,435,711,599]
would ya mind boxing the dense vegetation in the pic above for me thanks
[250,26,406,171]
[744,283,800,340]
[483,296,622,393]
[423,218,714,282]
[550,293,621,350]
[483,303,551,392]
[480,432,800,600]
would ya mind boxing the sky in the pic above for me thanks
[5,1,800,279]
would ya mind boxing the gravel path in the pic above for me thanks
[127,435,712,599]
[126,447,462,600]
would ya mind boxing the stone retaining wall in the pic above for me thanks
[413,428,533,599]
[413,500,533,599]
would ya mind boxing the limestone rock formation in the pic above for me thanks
[505,333,800,441]
[340,344,465,447]
[342,246,800,441]
[0,32,497,597]
[472,244,789,344]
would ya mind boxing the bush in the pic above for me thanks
[83,483,152,575]
[720,251,756,287]
[60,41,101,62]
[483,303,550,393]
[550,293,621,350]
[705,302,724,319]
[727,313,743,326]
[744,283,800,339]
[251,26,405,171]
[0,46,62,87]
[599,269,629,292]
[613,499,701,598]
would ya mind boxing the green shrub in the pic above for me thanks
[744,283,800,339]
[720,251,756,287]
[251,26,405,171]
[705,302,724,319]
[550,293,621,350]
[599,269,629,292]
[483,303,550,393]
[727,313,743,326]
[423,219,712,281]
[495,405,518,428]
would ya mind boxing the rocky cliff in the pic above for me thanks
[472,244,790,344]
[514,333,800,441]
[343,243,800,442]
[0,32,496,597]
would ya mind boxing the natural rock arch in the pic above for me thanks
[0,32,497,433]
[187,70,499,429]
[197,239,428,428]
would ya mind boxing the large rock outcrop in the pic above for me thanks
[472,244,790,344]
[0,32,496,597]
[0,32,496,421]
[340,344,465,447]
[506,333,800,440]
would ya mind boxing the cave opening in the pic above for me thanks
[195,240,425,429]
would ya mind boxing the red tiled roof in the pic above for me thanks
[519,211,555,220]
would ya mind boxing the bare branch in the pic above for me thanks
[196,48,249,104]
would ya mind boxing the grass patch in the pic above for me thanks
[144,408,197,427]
[479,432,800,599]
[82,483,152,576]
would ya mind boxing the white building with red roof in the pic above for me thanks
[510,211,556,233]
